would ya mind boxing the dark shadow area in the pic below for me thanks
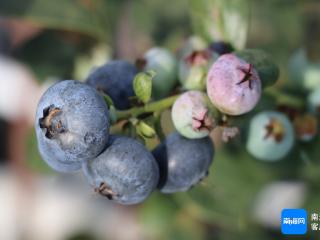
[0,0,35,16]
[152,144,168,189]
[0,118,8,163]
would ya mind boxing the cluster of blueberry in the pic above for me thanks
[36,38,313,205]
[35,78,214,204]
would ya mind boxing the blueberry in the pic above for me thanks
[82,135,159,205]
[86,60,137,110]
[35,80,110,172]
[172,91,214,139]
[235,49,280,88]
[208,41,234,55]
[178,50,217,90]
[288,48,320,90]
[246,111,294,161]
[139,47,177,99]
[152,132,214,193]
[206,53,262,115]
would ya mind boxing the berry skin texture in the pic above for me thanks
[86,60,137,110]
[207,53,262,115]
[246,111,294,161]
[82,135,159,205]
[152,132,214,193]
[140,47,177,99]
[178,50,217,90]
[172,91,214,139]
[35,80,110,172]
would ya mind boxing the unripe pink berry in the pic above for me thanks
[206,54,262,115]
[172,91,214,139]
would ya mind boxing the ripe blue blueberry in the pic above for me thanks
[139,47,177,99]
[35,80,110,172]
[82,135,159,205]
[86,60,137,110]
[172,91,214,139]
[246,111,294,161]
[152,132,214,193]
[208,41,234,55]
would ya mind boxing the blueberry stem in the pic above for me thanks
[115,95,180,120]
[264,88,305,108]
[153,111,166,141]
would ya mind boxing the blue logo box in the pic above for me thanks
[281,209,307,235]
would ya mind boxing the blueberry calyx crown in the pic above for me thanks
[94,182,119,200]
[192,109,214,132]
[185,50,211,66]
[39,105,65,139]
[236,63,254,90]
[264,118,285,142]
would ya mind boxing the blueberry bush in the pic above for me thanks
[2,0,320,239]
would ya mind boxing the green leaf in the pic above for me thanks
[0,0,109,40]
[190,0,250,49]
[133,71,154,104]
[137,121,156,138]
[235,49,280,88]
[102,93,115,108]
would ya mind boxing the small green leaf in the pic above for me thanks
[137,121,156,138]
[133,71,154,104]
[102,93,115,108]
[235,49,280,88]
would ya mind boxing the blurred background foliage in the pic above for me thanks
[0,0,320,239]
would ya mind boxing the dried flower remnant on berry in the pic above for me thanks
[264,118,285,143]
[95,182,119,200]
[237,64,254,89]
